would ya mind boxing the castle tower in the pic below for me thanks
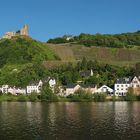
[20,24,29,36]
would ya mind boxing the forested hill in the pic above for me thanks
[0,36,59,67]
[0,36,59,86]
[47,30,140,48]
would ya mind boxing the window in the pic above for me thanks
[121,85,123,87]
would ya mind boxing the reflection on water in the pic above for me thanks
[0,102,140,140]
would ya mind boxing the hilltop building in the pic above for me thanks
[2,24,29,39]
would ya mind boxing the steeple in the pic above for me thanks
[90,69,93,76]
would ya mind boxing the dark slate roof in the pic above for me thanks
[41,77,49,83]
[80,70,91,77]
[65,84,79,88]
[28,80,40,86]
[65,84,96,89]
[116,77,132,84]
[82,84,96,88]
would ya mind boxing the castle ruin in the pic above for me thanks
[3,24,29,39]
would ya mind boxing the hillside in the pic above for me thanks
[45,43,140,68]
[47,31,140,48]
[0,36,59,86]
[0,35,140,87]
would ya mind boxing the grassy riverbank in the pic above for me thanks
[0,92,139,102]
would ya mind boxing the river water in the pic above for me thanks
[0,102,140,140]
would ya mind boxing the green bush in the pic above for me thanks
[41,85,58,101]
[124,92,137,101]
[93,93,107,102]
[17,95,27,102]
[67,89,93,101]
[28,92,38,102]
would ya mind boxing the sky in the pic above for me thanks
[0,0,140,41]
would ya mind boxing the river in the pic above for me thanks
[0,102,140,140]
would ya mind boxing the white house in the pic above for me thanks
[64,84,81,96]
[130,76,140,88]
[7,87,26,95]
[60,84,97,97]
[49,79,56,88]
[82,84,97,94]
[114,77,131,96]
[1,85,9,94]
[96,85,114,95]
[0,85,26,95]
[114,76,140,96]
[26,80,43,94]
[15,88,26,95]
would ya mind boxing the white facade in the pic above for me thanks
[60,84,97,97]
[1,85,9,93]
[15,88,26,95]
[49,79,56,88]
[114,76,140,96]
[114,83,130,96]
[130,76,140,88]
[0,85,26,95]
[96,85,114,94]
[65,85,81,96]
[8,87,26,95]
[26,80,43,94]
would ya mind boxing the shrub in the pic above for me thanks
[41,85,58,101]
[93,93,107,102]
[17,95,27,102]
[124,92,137,101]
[28,92,38,102]
[67,89,93,101]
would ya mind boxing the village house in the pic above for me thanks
[82,84,97,94]
[63,35,74,41]
[80,69,93,77]
[48,78,56,93]
[114,77,131,96]
[96,85,114,95]
[0,85,9,94]
[8,87,26,95]
[0,85,26,95]
[60,84,97,97]
[130,76,140,95]
[64,84,81,96]
[114,76,140,96]
[26,80,43,94]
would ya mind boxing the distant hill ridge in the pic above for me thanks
[47,30,140,48]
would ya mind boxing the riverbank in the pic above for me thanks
[0,93,139,102]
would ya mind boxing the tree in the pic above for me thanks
[81,57,87,70]
[124,88,137,101]
[41,85,58,101]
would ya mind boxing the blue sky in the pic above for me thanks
[0,0,140,41]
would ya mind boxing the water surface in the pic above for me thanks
[0,102,140,140]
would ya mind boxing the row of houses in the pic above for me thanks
[0,76,140,97]
[0,78,56,95]
[59,76,140,97]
